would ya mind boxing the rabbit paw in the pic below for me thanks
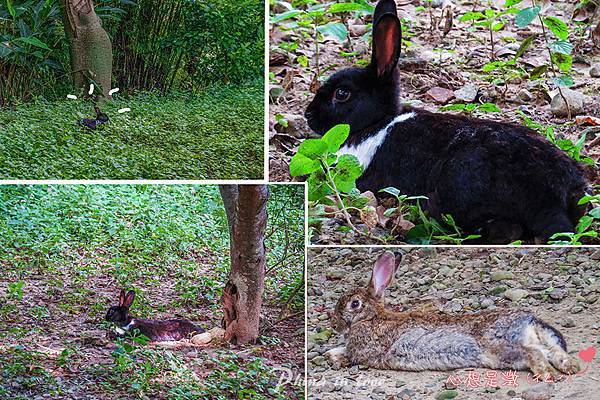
[324,346,349,367]
[553,354,581,375]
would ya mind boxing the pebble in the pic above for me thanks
[517,89,534,102]
[491,270,514,281]
[590,65,600,78]
[426,86,455,104]
[520,382,554,400]
[504,288,528,302]
[481,298,495,308]
[454,84,478,102]
[549,288,567,300]
[571,305,584,314]
[561,317,576,328]
[550,88,585,117]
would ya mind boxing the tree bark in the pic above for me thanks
[59,0,113,97]
[219,185,269,345]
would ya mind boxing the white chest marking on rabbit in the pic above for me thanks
[338,112,415,169]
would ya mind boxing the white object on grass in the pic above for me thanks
[108,88,120,96]
[66,94,77,100]
[118,108,131,113]
[88,84,94,95]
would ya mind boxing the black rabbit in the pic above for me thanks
[304,0,591,243]
[105,289,204,341]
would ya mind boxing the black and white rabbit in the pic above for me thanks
[105,289,204,341]
[304,0,591,243]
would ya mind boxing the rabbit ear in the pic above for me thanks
[371,0,402,79]
[368,251,399,300]
[123,290,135,308]
[118,289,126,306]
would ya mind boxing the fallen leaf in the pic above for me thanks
[575,115,600,126]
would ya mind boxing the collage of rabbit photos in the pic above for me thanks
[1,0,600,399]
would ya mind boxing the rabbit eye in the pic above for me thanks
[333,87,351,103]
[350,299,361,309]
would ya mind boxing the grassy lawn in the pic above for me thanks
[0,82,264,180]
[0,185,305,399]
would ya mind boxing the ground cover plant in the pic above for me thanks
[0,184,305,399]
[0,0,264,179]
[0,83,263,179]
[307,247,600,399]
[269,0,600,244]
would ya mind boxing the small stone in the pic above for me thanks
[311,355,328,367]
[489,285,508,295]
[550,89,585,117]
[396,380,406,388]
[307,351,319,360]
[591,250,600,260]
[427,86,455,104]
[504,288,528,302]
[549,288,567,300]
[454,84,478,102]
[436,390,459,399]
[520,382,554,400]
[491,271,515,281]
[590,65,600,78]
[571,305,584,314]
[561,317,575,328]
[517,89,534,102]
[310,329,332,343]
[481,298,495,308]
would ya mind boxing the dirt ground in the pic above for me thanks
[307,247,600,399]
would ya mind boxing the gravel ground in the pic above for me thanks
[307,247,600,400]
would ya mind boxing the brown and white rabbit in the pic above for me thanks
[105,289,204,341]
[304,0,591,243]
[328,252,580,378]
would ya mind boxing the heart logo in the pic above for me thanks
[578,346,596,363]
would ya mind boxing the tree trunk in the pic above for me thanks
[219,185,269,345]
[59,0,113,98]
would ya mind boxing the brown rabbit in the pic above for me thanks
[105,289,204,341]
[328,252,580,378]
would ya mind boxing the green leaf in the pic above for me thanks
[492,21,505,32]
[482,61,504,72]
[317,22,348,42]
[548,39,573,55]
[505,0,524,6]
[380,187,401,197]
[271,10,302,24]
[551,52,572,73]
[552,75,574,87]
[515,34,537,59]
[307,170,331,201]
[333,154,362,193]
[529,64,548,79]
[289,153,321,176]
[459,11,485,22]
[543,16,568,40]
[297,139,328,159]
[327,3,374,14]
[322,124,350,153]
[6,0,15,18]
[589,207,600,219]
[515,6,541,28]
[18,37,50,50]
[477,103,501,112]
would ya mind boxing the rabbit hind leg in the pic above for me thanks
[534,324,581,375]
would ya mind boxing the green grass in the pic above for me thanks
[0,82,264,179]
[0,185,305,399]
